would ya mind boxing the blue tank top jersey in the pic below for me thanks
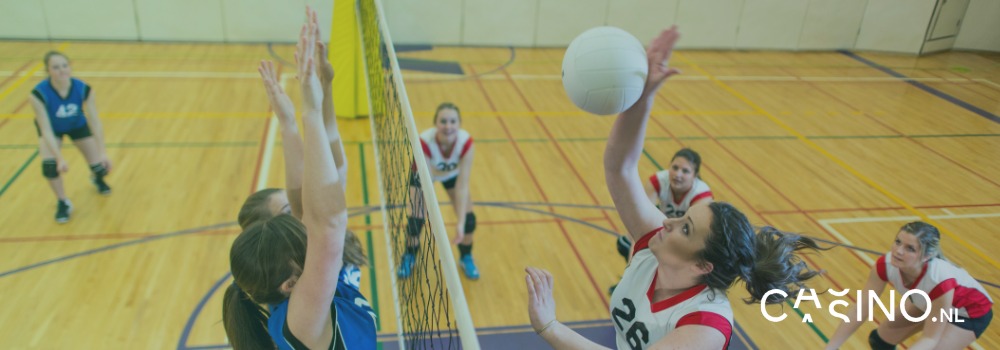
[32,78,90,133]
[267,265,377,350]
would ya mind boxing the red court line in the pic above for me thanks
[498,68,621,234]
[469,65,609,309]
[0,60,34,90]
[787,67,1000,191]
[0,228,239,243]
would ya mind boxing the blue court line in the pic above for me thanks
[0,221,234,278]
[177,272,231,350]
[838,50,1000,124]
[0,150,37,199]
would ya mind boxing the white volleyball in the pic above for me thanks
[562,27,648,116]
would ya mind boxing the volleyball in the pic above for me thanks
[561,26,648,116]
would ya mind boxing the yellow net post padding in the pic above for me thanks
[331,0,369,118]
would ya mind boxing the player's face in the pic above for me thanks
[890,231,925,270]
[268,190,292,216]
[435,108,460,137]
[649,202,713,266]
[667,157,696,193]
[46,55,71,82]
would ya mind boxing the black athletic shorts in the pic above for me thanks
[35,122,93,141]
[954,309,992,339]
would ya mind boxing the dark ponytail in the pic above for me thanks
[222,283,274,350]
[742,227,824,304]
[701,202,824,304]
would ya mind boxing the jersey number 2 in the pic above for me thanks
[612,298,650,350]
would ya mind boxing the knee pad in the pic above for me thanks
[616,235,632,258]
[42,160,59,179]
[90,163,108,177]
[868,330,896,350]
[407,217,425,237]
[464,212,476,235]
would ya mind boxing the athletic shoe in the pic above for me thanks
[460,255,480,280]
[397,253,416,279]
[55,199,72,224]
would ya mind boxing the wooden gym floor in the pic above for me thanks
[0,40,997,349]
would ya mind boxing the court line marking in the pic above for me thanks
[973,78,1000,89]
[818,211,1000,267]
[676,52,1000,272]
[0,69,993,85]
[0,43,69,103]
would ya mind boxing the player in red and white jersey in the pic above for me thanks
[398,102,480,280]
[611,148,714,294]
[524,26,823,350]
[646,148,713,218]
[826,222,993,350]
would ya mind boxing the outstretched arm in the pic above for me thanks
[259,60,305,219]
[525,267,608,350]
[452,145,474,244]
[604,27,680,239]
[82,91,111,173]
[286,8,349,350]
[317,41,348,191]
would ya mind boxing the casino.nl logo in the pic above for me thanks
[760,289,964,323]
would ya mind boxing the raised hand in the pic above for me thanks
[316,42,335,86]
[525,267,557,334]
[295,7,323,111]
[642,26,682,97]
[258,60,295,121]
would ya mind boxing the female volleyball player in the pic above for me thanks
[825,221,993,350]
[646,148,713,218]
[611,148,714,293]
[30,51,113,223]
[526,26,823,350]
[223,9,375,350]
[397,102,479,280]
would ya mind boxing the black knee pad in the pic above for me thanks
[616,235,632,259]
[407,217,425,237]
[90,163,108,177]
[464,212,476,235]
[42,160,59,179]
[868,330,896,350]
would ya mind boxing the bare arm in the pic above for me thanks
[259,60,305,219]
[604,27,680,240]
[82,91,109,162]
[452,145,474,243]
[825,268,888,349]
[907,291,953,350]
[643,173,660,207]
[31,96,68,171]
[286,9,348,349]
[317,41,348,191]
[525,267,608,350]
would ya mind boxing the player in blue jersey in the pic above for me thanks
[222,9,376,350]
[29,51,113,223]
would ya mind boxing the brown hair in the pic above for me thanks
[433,102,461,124]
[43,51,69,71]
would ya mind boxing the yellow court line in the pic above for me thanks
[0,43,70,103]
[673,52,1000,271]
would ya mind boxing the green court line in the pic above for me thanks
[810,135,904,140]
[642,149,664,171]
[0,150,38,198]
[359,143,382,331]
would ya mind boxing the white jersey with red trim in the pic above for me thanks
[649,172,712,218]
[876,253,994,319]
[419,128,473,182]
[610,228,733,350]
